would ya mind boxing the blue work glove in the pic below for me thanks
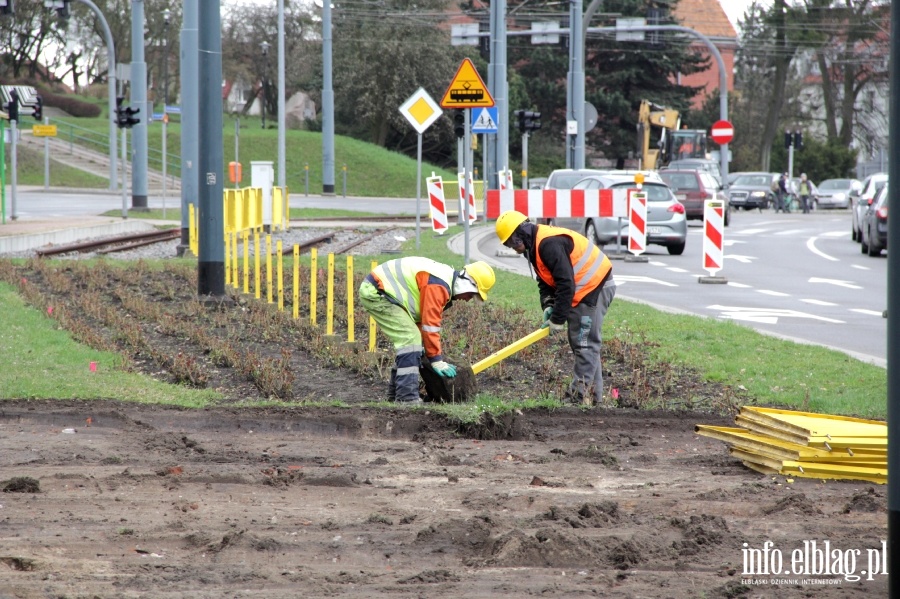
[431,360,457,378]
[540,307,553,328]
[548,321,566,336]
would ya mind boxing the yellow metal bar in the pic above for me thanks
[254,230,261,300]
[310,248,318,325]
[277,240,284,311]
[231,232,238,289]
[326,253,335,335]
[368,260,377,352]
[346,256,355,343]
[242,230,249,294]
[224,233,231,286]
[471,328,549,375]
[293,245,300,319]
[266,234,273,304]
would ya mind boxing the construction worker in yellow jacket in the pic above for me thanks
[495,210,616,405]
[359,257,495,404]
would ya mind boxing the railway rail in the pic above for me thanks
[35,229,181,258]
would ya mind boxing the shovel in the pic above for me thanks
[420,328,550,403]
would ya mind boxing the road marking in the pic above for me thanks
[723,239,745,246]
[666,267,689,273]
[725,254,756,263]
[821,231,847,238]
[809,276,862,289]
[614,275,677,287]
[708,305,845,324]
[806,237,838,261]
[850,264,870,270]
[648,260,667,266]
[850,308,884,317]
[800,298,837,306]
[775,229,807,236]
[757,289,790,297]
[731,228,770,235]
[727,282,752,288]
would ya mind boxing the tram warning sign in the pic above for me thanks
[440,58,494,109]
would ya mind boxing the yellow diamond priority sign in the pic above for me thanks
[399,88,442,135]
[440,58,494,109]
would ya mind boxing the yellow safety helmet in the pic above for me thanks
[463,261,495,301]
[495,210,528,243]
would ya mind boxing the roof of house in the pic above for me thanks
[673,0,737,40]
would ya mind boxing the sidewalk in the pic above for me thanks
[0,214,165,254]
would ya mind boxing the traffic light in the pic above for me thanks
[453,110,464,139]
[6,88,18,122]
[784,130,803,150]
[116,96,140,129]
[0,0,13,15]
[32,95,42,121]
[515,110,541,133]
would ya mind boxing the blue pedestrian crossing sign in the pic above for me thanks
[471,107,499,134]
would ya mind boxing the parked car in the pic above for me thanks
[851,173,888,241]
[657,169,731,225]
[661,159,723,188]
[815,178,862,209]
[554,172,688,255]
[528,177,548,190]
[543,168,610,191]
[727,172,779,211]
[860,181,888,257]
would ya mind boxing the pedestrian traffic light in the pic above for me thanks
[6,88,18,122]
[453,110,464,139]
[515,109,525,133]
[32,95,42,121]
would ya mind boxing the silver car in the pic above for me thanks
[851,173,887,242]
[816,178,862,209]
[555,173,689,256]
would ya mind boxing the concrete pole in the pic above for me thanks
[568,0,585,169]
[322,0,335,194]
[197,0,225,296]
[130,0,149,209]
[490,0,508,187]
[10,118,17,220]
[179,0,198,253]
[887,2,899,588]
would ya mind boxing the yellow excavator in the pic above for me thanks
[637,99,708,170]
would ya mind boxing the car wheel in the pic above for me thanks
[724,209,731,227]
[851,223,858,242]
[667,242,686,256]
[585,221,599,244]
[868,229,882,257]
[860,231,869,254]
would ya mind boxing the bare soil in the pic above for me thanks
[0,259,888,598]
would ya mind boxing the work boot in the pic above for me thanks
[388,368,397,401]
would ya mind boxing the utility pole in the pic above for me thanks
[130,0,149,209]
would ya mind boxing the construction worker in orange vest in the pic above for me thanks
[495,210,617,406]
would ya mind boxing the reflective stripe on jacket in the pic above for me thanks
[534,225,611,306]
[370,257,455,359]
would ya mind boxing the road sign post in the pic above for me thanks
[399,87,442,250]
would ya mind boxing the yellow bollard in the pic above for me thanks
[266,234,273,304]
[293,245,300,319]
[242,229,249,294]
[189,204,197,257]
[224,231,230,287]
[254,230,261,300]
[346,256,355,343]
[310,248,318,325]
[326,253,335,336]
[277,240,284,311]
[232,231,239,289]
[368,260,377,352]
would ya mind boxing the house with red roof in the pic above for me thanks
[672,0,738,109]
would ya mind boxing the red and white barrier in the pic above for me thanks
[457,172,477,222]
[702,200,725,276]
[485,188,630,219]
[627,189,647,255]
[426,174,448,234]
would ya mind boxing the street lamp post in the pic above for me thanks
[260,40,269,129]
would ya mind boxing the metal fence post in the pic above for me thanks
[304,163,309,196]
[342,164,347,197]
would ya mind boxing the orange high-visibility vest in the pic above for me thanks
[534,226,611,306]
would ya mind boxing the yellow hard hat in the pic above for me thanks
[495,210,528,243]
[463,261,495,301]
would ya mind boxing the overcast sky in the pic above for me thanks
[721,0,773,31]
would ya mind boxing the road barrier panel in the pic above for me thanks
[625,189,648,263]
[486,188,629,220]
[699,199,728,284]
[427,174,448,234]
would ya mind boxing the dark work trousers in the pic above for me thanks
[564,277,617,405]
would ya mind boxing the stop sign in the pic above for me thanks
[710,119,734,145]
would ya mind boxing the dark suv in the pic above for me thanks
[658,170,731,225]
[728,172,779,211]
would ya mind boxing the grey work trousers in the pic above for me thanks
[565,277,617,405]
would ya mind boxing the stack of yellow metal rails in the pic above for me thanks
[696,407,886,484]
